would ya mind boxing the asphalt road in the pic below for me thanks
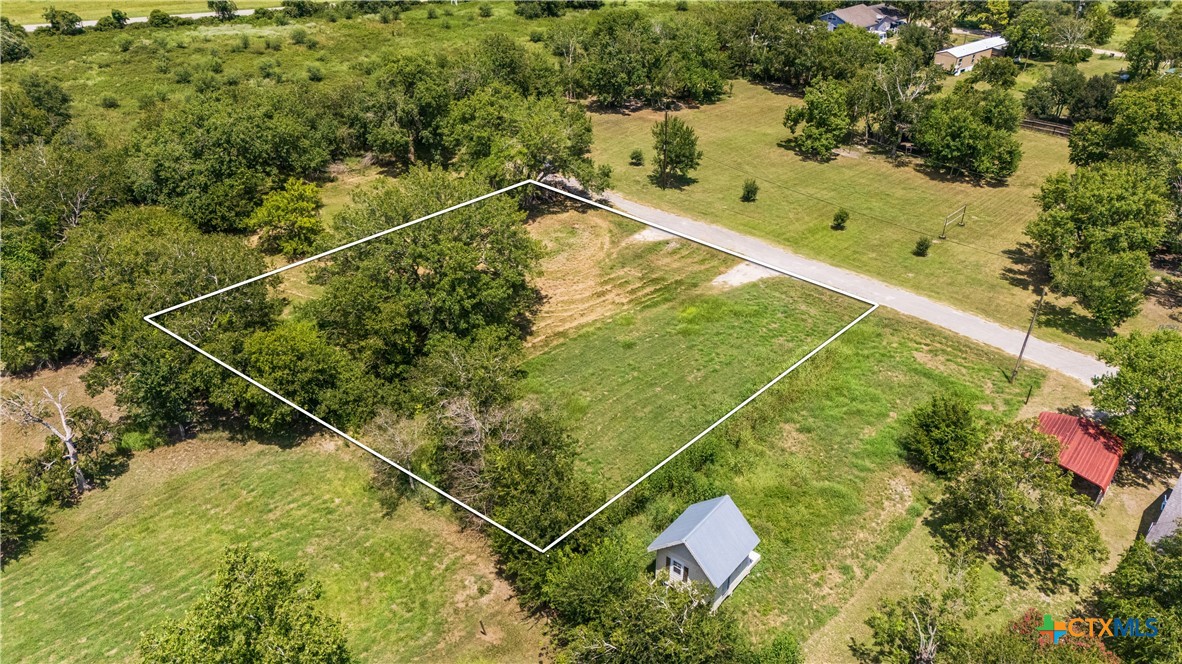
[602,191,1112,386]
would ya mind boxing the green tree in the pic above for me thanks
[1084,3,1115,46]
[1027,162,1169,327]
[1091,536,1182,663]
[0,467,46,565]
[139,547,354,663]
[913,84,1023,180]
[568,575,751,663]
[784,78,850,160]
[1125,6,1182,80]
[41,6,82,34]
[204,320,382,435]
[1004,5,1052,61]
[362,54,453,167]
[308,169,541,382]
[0,74,72,150]
[444,83,608,191]
[898,393,985,476]
[0,16,32,62]
[651,115,703,187]
[1052,250,1151,330]
[1090,329,1182,457]
[851,587,970,663]
[246,178,322,259]
[207,0,238,21]
[543,535,646,629]
[968,56,1018,89]
[129,88,339,231]
[935,421,1105,587]
[67,208,278,434]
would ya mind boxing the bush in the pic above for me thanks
[741,178,759,202]
[913,236,932,257]
[675,0,689,10]
[758,632,804,664]
[306,64,324,82]
[529,29,544,42]
[290,27,308,44]
[427,7,438,18]
[116,36,133,52]
[898,393,984,476]
[831,208,849,230]
[264,35,282,51]
[99,94,120,109]
[479,4,493,17]
[629,148,645,166]
[173,67,192,84]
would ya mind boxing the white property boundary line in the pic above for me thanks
[146,179,879,553]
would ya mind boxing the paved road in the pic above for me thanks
[601,191,1112,386]
[23,8,268,31]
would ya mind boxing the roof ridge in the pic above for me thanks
[679,495,729,545]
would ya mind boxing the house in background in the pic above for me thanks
[819,4,906,42]
[935,36,1009,75]
[1036,412,1124,504]
[1146,473,1181,545]
[647,495,760,611]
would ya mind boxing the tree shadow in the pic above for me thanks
[910,161,1010,189]
[646,172,698,190]
[755,81,803,98]
[1111,451,1181,491]
[1000,243,1050,292]
[774,137,839,163]
[1037,302,1111,342]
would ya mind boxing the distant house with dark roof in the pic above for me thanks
[934,36,1009,75]
[1036,412,1124,504]
[1147,473,1182,545]
[820,4,906,42]
[647,495,760,611]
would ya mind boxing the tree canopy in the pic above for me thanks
[1090,329,1182,457]
[139,547,354,663]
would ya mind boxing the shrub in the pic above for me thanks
[675,0,689,10]
[99,94,120,109]
[529,29,544,42]
[741,178,759,202]
[116,36,133,52]
[304,36,318,49]
[443,7,454,16]
[173,67,192,84]
[236,33,250,51]
[290,27,308,44]
[264,35,282,51]
[898,393,984,476]
[913,236,932,257]
[831,208,849,230]
[629,148,645,166]
[479,4,493,17]
[427,7,438,19]
[306,64,324,82]
[442,19,452,29]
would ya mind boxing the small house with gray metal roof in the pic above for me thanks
[647,495,761,610]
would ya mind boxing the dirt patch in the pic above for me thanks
[626,227,677,243]
[777,423,809,455]
[712,262,781,289]
[2,361,121,463]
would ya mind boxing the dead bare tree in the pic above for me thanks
[1,388,91,496]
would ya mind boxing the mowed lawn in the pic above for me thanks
[615,307,1056,645]
[0,435,546,663]
[521,208,869,491]
[590,80,1169,353]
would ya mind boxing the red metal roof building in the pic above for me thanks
[1036,412,1124,503]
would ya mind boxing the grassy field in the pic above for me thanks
[0,430,546,663]
[590,80,1173,354]
[4,1,278,24]
[521,208,869,492]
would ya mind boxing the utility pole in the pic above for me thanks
[1010,289,1046,383]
